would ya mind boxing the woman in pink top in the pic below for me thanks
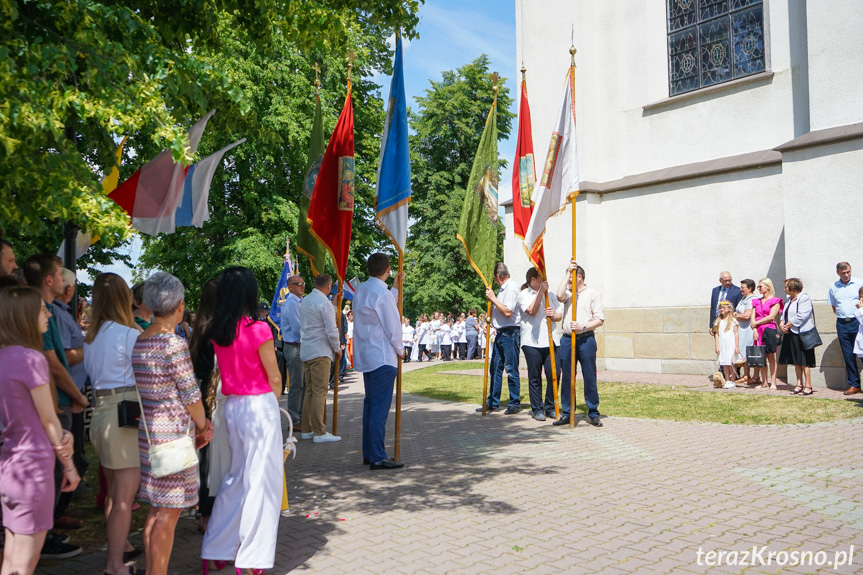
[0,287,80,575]
[750,278,784,389]
[201,267,282,575]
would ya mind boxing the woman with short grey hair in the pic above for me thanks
[132,272,213,575]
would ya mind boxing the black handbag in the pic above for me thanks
[117,399,141,428]
[746,345,767,367]
[793,296,822,350]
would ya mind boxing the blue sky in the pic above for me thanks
[397,0,518,203]
[80,0,518,286]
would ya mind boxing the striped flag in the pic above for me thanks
[174,138,245,228]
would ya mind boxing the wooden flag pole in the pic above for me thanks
[570,194,578,428]
[394,256,404,462]
[481,300,492,415]
[333,285,343,436]
[544,290,561,420]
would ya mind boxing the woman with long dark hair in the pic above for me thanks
[201,267,282,575]
[188,279,219,535]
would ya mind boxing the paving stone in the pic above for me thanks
[32,366,863,575]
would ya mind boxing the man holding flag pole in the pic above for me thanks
[370,32,411,464]
[512,65,561,420]
[523,46,595,429]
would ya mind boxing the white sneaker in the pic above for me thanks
[301,432,314,440]
[724,381,736,389]
[313,432,341,443]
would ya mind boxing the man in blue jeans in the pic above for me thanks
[477,263,522,414]
[828,261,863,395]
[554,260,605,427]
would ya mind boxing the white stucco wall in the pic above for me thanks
[805,1,863,131]
[516,0,800,184]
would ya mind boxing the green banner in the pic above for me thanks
[457,101,499,288]
[297,92,328,276]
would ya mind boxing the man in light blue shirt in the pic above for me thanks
[280,275,306,427]
[828,261,863,394]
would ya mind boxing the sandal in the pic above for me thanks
[769,385,779,390]
[802,387,814,395]
[757,383,769,389]
[792,385,803,394]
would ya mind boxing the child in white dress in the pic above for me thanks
[714,300,740,388]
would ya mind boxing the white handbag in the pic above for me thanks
[136,385,198,479]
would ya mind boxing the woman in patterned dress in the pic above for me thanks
[132,272,213,575]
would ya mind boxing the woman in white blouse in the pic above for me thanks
[83,273,142,575]
[734,279,756,384]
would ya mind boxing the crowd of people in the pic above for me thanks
[399,309,487,362]
[708,263,863,395]
[3,227,862,575]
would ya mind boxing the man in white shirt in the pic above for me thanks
[299,273,342,443]
[280,275,306,427]
[519,267,562,421]
[555,260,605,427]
[353,253,405,470]
[477,262,522,414]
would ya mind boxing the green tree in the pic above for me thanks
[137,22,397,305]
[0,0,421,246]
[404,55,513,320]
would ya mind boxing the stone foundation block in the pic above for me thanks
[635,334,689,359]
[604,334,634,358]
[604,308,663,333]
[663,306,710,334]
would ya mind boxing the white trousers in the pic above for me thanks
[201,393,282,569]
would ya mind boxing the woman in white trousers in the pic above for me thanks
[201,267,283,575]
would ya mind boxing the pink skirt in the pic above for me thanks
[0,453,54,534]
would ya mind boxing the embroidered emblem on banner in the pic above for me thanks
[338,156,355,211]
[541,133,561,189]
[303,154,323,199]
[519,154,535,207]
[474,164,499,223]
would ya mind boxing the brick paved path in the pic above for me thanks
[38,365,863,574]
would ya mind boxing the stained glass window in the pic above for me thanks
[667,0,766,96]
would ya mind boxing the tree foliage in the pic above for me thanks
[403,55,513,320]
[0,0,421,246]
[138,22,396,305]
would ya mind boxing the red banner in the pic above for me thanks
[307,89,355,282]
[513,79,545,275]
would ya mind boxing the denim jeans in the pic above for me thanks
[487,327,521,408]
[836,318,861,388]
[559,332,599,418]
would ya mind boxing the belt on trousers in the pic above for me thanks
[571,331,595,340]
[94,386,136,398]
[497,326,518,334]
[839,318,856,323]
[284,341,300,346]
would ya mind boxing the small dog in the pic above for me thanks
[712,372,726,388]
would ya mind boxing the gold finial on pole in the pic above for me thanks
[346,50,357,84]
[312,62,321,89]
[570,45,577,67]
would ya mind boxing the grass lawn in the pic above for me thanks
[402,363,863,425]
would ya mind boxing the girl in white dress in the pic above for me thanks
[714,301,740,387]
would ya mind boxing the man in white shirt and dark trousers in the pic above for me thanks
[477,262,522,414]
[299,273,342,443]
[280,275,305,428]
[519,267,562,421]
[555,260,605,427]
[353,253,405,470]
